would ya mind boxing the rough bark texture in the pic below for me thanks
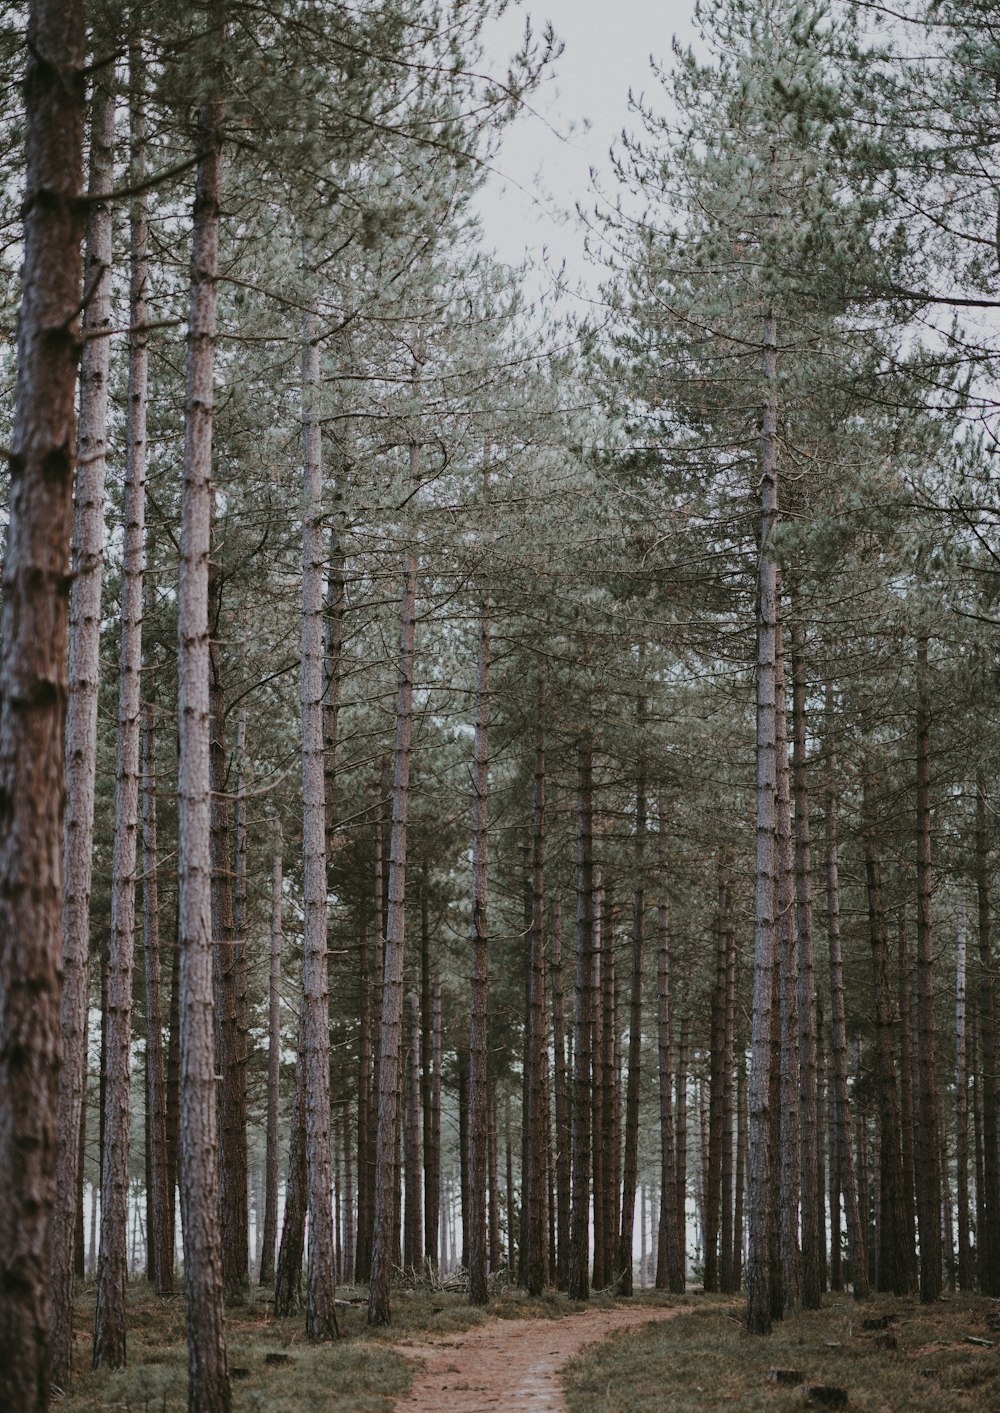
[914,639,942,1303]
[775,624,801,1314]
[93,71,150,1351]
[524,695,548,1296]
[300,299,338,1340]
[49,54,111,1391]
[177,48,231,1410]
[789,613,821,1310]
[568,735,595,1302]
[617,771,645,1295]
[824,698,868,1298]
[0,6,86,1405]
[467,607,491,1305]
[550,896,571,1290]
[863,787,914,1296]
[259,851,282,1287]
[746,305,779,1335]
[955,889,971,1288]
[274,1039,307,1315]
[404,992,423,1269]
[656,896,683,1292]
[704,870,727,1293]
[367,428,419,1325]
[976,775,1000,1293]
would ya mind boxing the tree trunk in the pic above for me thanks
[789,611,821,1310]
[259,850,282,1286]
[675,1013,689,1291]
[404,993,423,1269]
[914,638,942,1303]
[48,52,111,1393]
[551,895,571,1290]
[617,771,645,1295]
[720,909,737,1292]
[568,735,595,1301]
[975,774,1000,1293]
[467,606,491,1305]
[734,1057,747,1290]
[209,619,248,1308]
[143,697,171,1295]
[431,978,443,1271]
[863,784,914,1296]
[656,895,683,1292]
[420,881,436,1270]
[488,1076,501,1273]
[274,1037,307,1315]
[824,694,869,1299]
[897,914,918,1273]
[524,695,549,1296]
[355,917,372,1283]
[300,294,338,1340]
[176,32,231,1406]
[775,620,801,1314]
[704,869,727,1293]
[746,303,779,1336]
[590,877,606,1291]
[955,888,971,1288]
[342,1098,355,1285]
[367,415,419,1325]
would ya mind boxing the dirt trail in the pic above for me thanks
[392,1303,680,1412]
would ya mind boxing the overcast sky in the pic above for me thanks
[474,0,698,301]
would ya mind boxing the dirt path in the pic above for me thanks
[392,1303,680,1412]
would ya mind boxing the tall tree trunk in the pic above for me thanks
[551,895,571,1290]
[367,413,420,1325]
[524,692,548,1296]
[259,850,282,1286]
[467,606,491,1305]
[591,879,606,1291]
[488,1076,501,1273]
[568,735,595,1301]
[355,918,372,1283]
[914,638,942,1303]
[431,978,443,1274]
[897,915,918,1271]
[48,51,111,1392]
[94,108,151,1347]
[420,880,436,1270]
[790,611,820,1310]
[209,621,248,1307]
[458,1043,470,1268]
[404,992,422,1268]
[704,868,727,1293]
[166,903,181,1269]
[824,693,868,1298]
[863,783,914,1296]
[617,770,645,1295]
[274,1036,307,1315]
[975,774,1000,1293]
[720,909,737,1293]
[775,621,801,1314]
[746,303,779,1336]
[176,28,231,1405]
[675,1013,689,1291]
[656,895,683,1292]
[601,896,617,1284]
[955,888,971,1288]
[342,1098,355,1284]
[300,294,337,1340]
[734,1057,747,1290]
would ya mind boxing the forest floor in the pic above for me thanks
[54,1282,1000,1412]
[563,1290,1000,1412]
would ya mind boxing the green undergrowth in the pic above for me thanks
[58,1277,679,1410]
[563,1292,1000,1413]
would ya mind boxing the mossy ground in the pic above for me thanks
[57,1276,641,1411]
[563,1291,1000,1413]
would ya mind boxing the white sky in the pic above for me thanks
[474,0,699,304]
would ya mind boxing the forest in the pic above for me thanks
[0,0,999,1410]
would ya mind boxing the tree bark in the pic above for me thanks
[367,419,419,1325]
[404,992,423,1269]
[914,638,942,1303]
[467,606,491,1305]
[897,914,918,1273]
[274,1037,307,1315]
[176,29,232,1405]
[704,868,727,1293]
[551,895,571,1290]
[789,611,821,1310]
[259,850,282,1286]
[524,691,548,1296]
[746,303,779,1336]
[975,774,1000,1293]
[955,888,971,1288]
[300,294,338,1339]
[862,783,914,1296]
[775,620,801,1314]
[824,695,868,1298]
[617,771,645,1294]
[656,895,683,1292]
[1,6,86,1404]
[49,50,112,1392]
[568,734,595,1302]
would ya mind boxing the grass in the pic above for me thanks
[562,1291,1000,1413]
[56,1274,637,1411]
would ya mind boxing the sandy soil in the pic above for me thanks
[392,1302,680,1412]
